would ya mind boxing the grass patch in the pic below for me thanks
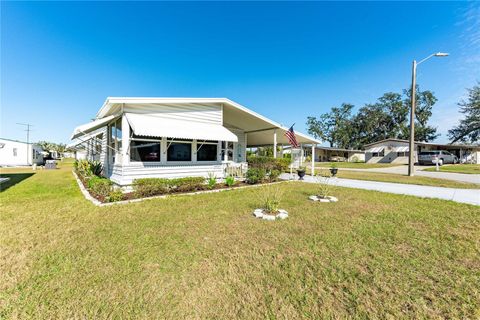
[1,163,479,318]
[309,169,480,189]
[423,164,480,174]
[315,162,402,169]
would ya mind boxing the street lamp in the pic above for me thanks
[408,52,449,177]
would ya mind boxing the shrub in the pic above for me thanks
[132,178,171,197]
[132,177,206,197]
[245,168,266,184]
[268,169,281,182]
[247,156,290,173]
[88,176,113,198]
[207,172,217,190]
[225,175,235,187]
[75,159,103,178]
[173,177,206,192]
[107,189,124,202]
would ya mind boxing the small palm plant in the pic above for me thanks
[207,172,217,189]
[225,175,235,187]
[315,171,332,198]
[259,185,283,213]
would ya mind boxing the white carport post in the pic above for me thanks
[311,144,315,176]
[273,129,277,158]
[122,113,130,165]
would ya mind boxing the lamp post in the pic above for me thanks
[408,52,449,177]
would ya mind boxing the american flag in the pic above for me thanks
[285,124,299,148]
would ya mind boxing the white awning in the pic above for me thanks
[368,146,385,153]
[71,115,118,140]
[125,113,238,142]
[393,146,409,152]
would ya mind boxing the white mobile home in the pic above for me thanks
[71,97,320,187]
[364,138,480,164]
[0,138,45,167]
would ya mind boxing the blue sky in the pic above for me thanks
[1,1,479,145]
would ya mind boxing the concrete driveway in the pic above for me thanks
[312,164,480,184]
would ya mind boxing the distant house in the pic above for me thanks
[0,138,45,166]
[283,145,365,163]
[364,138,480,164]
[71,97,320,187]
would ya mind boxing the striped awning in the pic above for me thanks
[125,113,238,142]
[368,146,385,153]
[393,146,409,152]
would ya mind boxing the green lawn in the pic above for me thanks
[423,164,480,174]
[314,161,402,169]
[1,164,479,318]
[310,169,480,189]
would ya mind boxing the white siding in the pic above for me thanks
[109,163,224,187]
[123,103,222,125]
[0,139,43,166]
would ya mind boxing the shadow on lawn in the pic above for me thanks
[0,173,35,192]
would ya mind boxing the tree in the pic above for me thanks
[306,87,438,149]
[307,103,354,148]
[448,83,480,143]
[401,86,439,142]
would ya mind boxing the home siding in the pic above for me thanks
[109,163,224,187]
[365,141,416,164]
[123,103,222,125]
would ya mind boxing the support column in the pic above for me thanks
[311,144,315,176]
[121,113,130,166]
[300,143,303,166]
[273,130,277,158]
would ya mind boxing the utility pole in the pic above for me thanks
[16,123,33,165]
[408,61,416,177]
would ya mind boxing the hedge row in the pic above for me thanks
[132,177,206,197]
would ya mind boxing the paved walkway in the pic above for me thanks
[312,165,480,184]
[280,173,480,206]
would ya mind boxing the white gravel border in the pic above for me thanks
[309,195,338,203]
[253,208,288,220]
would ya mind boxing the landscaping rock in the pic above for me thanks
[262,214,276,221]
[309,195,338,203]
[253,211,264,218]
[276,212,288,220]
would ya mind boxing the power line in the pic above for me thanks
[16,123,33,164]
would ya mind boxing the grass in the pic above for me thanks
[314,161,402,169]
[310,169,480,189]
[423,164,480,174]
[1,163,480,318]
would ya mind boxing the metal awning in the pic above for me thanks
[368,146,385,153]
[393,146,409,152]
[125,113,238,142]
[71,115,118,140]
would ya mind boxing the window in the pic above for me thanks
[221,141,234,161]
[397,152,409,157]
[130,140,161,162]
[13,148,17,157]
[168,141,192,161]
[371,150,384,157]
[197,143,217,161]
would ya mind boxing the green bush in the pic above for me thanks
[268,169,281,182]
[107,189,124,202]
[88,176,113,198]
[247,156,290,172]
[172,177,206,192]
[75,159,103,178]
[245,168,266,184]
[207,172,217,190]
[225,176,235,187]
[132,176,206,197]
[132,178,171,197]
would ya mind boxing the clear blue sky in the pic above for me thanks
[1,1,479,145]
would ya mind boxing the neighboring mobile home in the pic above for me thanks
[364,138,480,164]
[71,97,320,187]
[0,138,45,167]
